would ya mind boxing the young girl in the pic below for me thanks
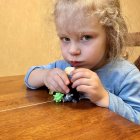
[25,0,140,124]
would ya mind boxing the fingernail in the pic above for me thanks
[66,89,70,93]
[66,81,69,85]
[70,78,73,82]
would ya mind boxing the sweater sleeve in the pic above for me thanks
[24,60,71,89]
[108,68,140,124]
[24,62,58,89]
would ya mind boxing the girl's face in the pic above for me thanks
[56,12,107,70]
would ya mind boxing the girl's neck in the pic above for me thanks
[91,59,110,71]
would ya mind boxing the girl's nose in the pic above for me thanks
[69,44,81,56]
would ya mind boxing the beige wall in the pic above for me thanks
[0,0,140,77]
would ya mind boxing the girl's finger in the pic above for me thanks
[76,85,91,95]
[72,78,91,88]
[48,84,57,93]
[53,74,69,93]
[71,71,91,82]
[56,70,70,85]
[45,77,62,93]
[71,68,89,74]
[45,80,57,92]
[76,85,102,103]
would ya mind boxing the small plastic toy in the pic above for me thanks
[53,92,64,103]
[65,67,75,78]
[53,67,80,103]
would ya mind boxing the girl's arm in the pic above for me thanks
[24,62,57,89]
[24,60,71,89]
[24,66,47,89]
[108,68,140,124]
[27,69,49,88]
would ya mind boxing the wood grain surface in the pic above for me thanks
[0,75,140,140]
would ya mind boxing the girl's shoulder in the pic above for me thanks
[97,58,139,79]
[96,58,140,93]
[109,58,138,73]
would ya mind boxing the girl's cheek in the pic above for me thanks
[62,49,67,56]
[61,46,66,54]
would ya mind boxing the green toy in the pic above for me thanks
[53,92,64,103]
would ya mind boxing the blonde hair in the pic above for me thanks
[54,0,128,61]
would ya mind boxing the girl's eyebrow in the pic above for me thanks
[57,30,98,38]
[79,31,98,36]
[57,33,68,37]
[57,31,97,35]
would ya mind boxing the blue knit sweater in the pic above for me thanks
[24,58,140,124]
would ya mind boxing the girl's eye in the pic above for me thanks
[60,37,70,42]
[81,35,93,41]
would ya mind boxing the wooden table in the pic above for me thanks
[0,75,140,140]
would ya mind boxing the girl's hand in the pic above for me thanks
[43,68,70,94]
[71,68,109,107]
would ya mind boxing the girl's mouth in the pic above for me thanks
[70,61,82,67]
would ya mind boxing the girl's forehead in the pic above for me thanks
[56,13,102,35]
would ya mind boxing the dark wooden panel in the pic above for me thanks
[134,56,140,70]
[126,32,140,46]
[125,32,140,70]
